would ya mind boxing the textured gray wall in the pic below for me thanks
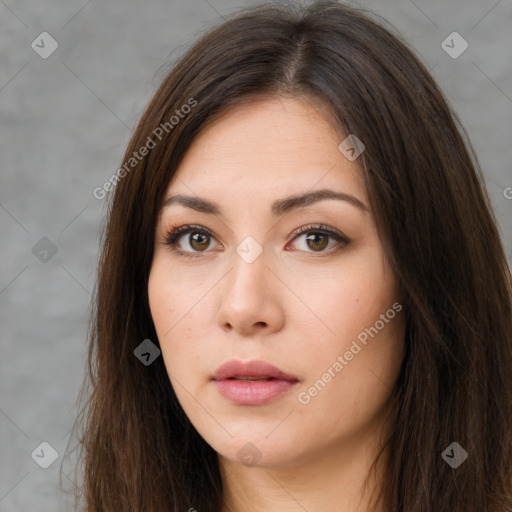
[1,0,511,510]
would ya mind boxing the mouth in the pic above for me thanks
[211,359,299,382]
[211,360,299,405]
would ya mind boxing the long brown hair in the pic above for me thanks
[68,1,512,510]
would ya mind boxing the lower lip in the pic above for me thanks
[213,378,298,405]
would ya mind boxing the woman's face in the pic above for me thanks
[148,96,405,468]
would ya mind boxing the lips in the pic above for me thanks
[211,359,299,382]
[211,359,300,405]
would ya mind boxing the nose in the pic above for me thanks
[215,244,285,336]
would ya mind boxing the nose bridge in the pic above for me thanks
[226,236,268,301]
[216,236,283,333]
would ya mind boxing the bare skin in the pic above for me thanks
[148,96,405,512]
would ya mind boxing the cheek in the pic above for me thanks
[148,256,200,334]
[148,262,210,387]
[303,249,395,341]
[298,310,405,443]
[297,246,403,392]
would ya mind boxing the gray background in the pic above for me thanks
[1,0,511,510]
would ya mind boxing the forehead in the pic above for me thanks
[167,96,366,204]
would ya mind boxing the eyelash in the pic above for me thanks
[163,223,350,260]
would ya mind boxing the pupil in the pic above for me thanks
[187,232,329,252]
[190,232,209,251]
[306,233,328,251]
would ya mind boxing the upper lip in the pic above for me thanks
[212,359,299,381]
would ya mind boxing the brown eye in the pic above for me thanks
[290,224,349,254]
[304,233,329,251]
[164,225,219,255]
[188,232,211,251]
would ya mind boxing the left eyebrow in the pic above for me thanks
[163,188,368,217]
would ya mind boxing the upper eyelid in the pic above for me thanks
[165,223,347,249]
[166,223,342,238]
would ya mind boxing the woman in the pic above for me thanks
[71,1,512,511]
